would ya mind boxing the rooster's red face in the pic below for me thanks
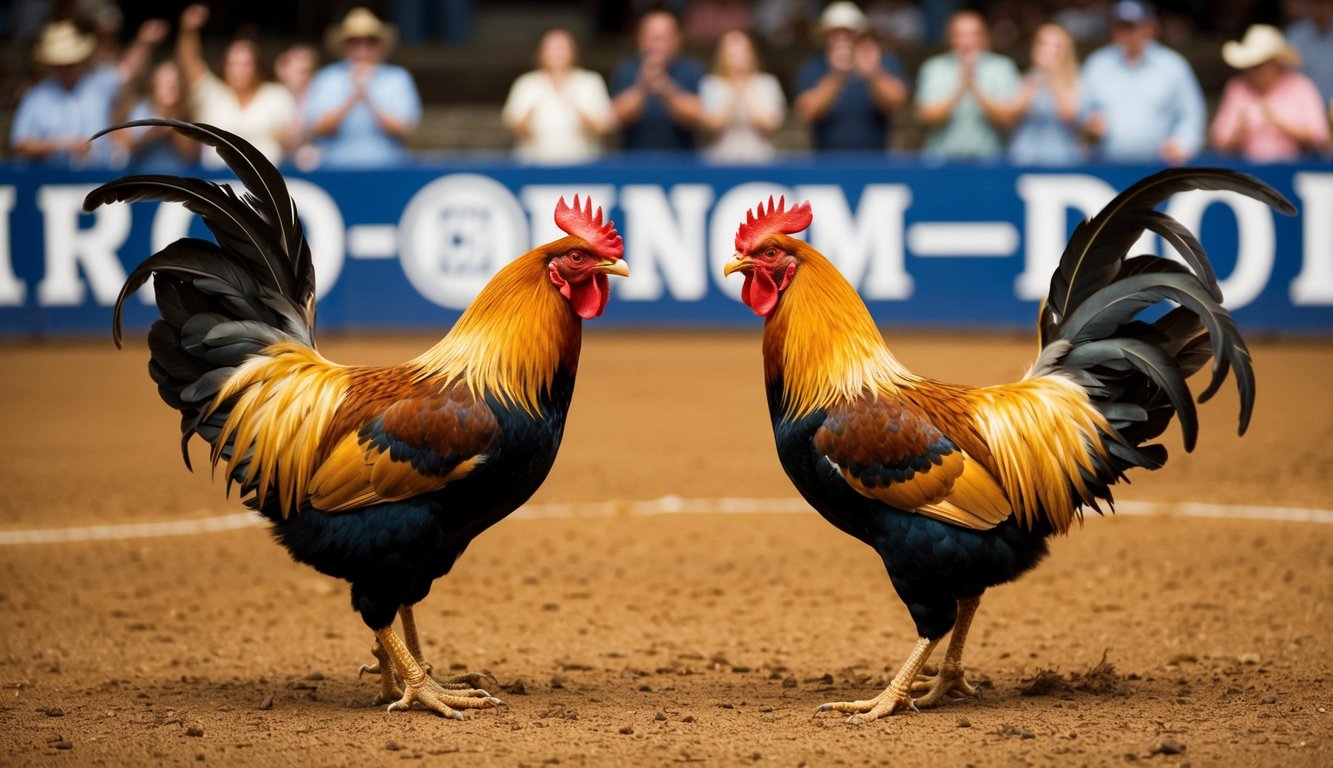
[548,247,630,320]
[724,241,797,318]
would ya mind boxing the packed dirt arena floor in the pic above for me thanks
[1,329,1330,767]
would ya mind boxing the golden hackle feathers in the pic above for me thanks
[763,243,919,419]
[407,246,581,415]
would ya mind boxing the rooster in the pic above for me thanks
[723,171,1294,724]
[87,119,629,719]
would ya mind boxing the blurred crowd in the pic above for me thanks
[6,0,1333,169]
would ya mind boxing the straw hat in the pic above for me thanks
[1222,24,1301,69]
[326,8,398,55]
[34,21,96,66]
[817,2,869,35]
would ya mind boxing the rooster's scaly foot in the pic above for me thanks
[909,662,979,708]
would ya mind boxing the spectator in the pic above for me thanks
[1286,0,1333,102]
[915,10,1021,160]
[112,60,200,171]
[275,44,320,169]
[306,7,422,168]
[1078,0,1205,164]
[795,2,909,152]
[501,28,614,164]
[177,4,295,169]
[1007,23,1084,165]
[10,18,166,167]
[610,11,705,152]
[1211,24,1330,162]
[699,29,786,162]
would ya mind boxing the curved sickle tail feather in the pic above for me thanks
[87,120,316,475]
[1032,168,1295,497]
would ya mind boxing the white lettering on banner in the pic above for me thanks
[400,174,528,309]
[519,185,617,247]
[618,184,712,301]
[287,179,344,301]
[711,182,792,300]
[0,186,23,305]
[1291,173,1333,305]
[799,184,913,299]
[1165,191,1274,309]
[35,185,129,305]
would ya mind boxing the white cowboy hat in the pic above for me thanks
[818,2,869,34]
[34,21,96,66]
[326,7,398,55]
[1222,24,1301,69]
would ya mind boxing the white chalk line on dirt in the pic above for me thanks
[1,497,1330,546]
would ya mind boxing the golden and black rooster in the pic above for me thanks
[724,171,1293,723]
[89,119,628,719]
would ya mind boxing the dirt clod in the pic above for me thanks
[258,693,274,710]
[1151,738,1185,756]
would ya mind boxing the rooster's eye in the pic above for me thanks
[764,247,778,259]
[569,251,584,264]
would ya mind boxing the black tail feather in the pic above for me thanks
[1041,167,1293,479]
[90,120,315,471]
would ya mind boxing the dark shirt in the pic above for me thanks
[796,54,905,151]
[610,55,705,151]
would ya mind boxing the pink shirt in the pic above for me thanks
[1210,70,1330,162]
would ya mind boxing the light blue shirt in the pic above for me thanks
[916,51,1021,159]
[1286,19,1333,102]
[304,61,422,168]
[1009,81,1084,165]
[10,65,122,167]
[1079,41,1205,163]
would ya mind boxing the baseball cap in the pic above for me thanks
[1110,0,1155,25]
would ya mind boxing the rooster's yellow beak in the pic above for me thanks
[597,259,630,278]
[723,253,749,277]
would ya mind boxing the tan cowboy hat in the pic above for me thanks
[817,1,869,35]
[34,20,96,66]
[1222,24,1302,69]
[325,7,398,55]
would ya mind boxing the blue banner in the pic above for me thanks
[1,157,1330,337]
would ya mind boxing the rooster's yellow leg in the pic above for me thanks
[817,637,939,724]
[358,636,403,704]
[398,604,433,675]
[909,596,982,707]
[375,627,504,719]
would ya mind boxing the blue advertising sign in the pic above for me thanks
[0,158,1329,337]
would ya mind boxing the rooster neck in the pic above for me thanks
[762,249,917,417]
[409,254,581,414]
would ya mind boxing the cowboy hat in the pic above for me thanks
[817,2,869,35]
[34,21,96,66]
[326,7,398,55]
[1222,24,1302,69]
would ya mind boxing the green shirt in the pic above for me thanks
[916,51,1021,159]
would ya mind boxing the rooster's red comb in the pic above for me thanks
[555,195,623,261]
[735,196,813,254]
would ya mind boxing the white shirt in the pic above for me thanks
[501,68,612,164]
[190,72,296,169]
[699,72,786,163]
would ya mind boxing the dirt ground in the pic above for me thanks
[1,330,1330,767]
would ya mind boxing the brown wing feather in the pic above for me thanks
[814,394,1012,530]
[307,380,498,513]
